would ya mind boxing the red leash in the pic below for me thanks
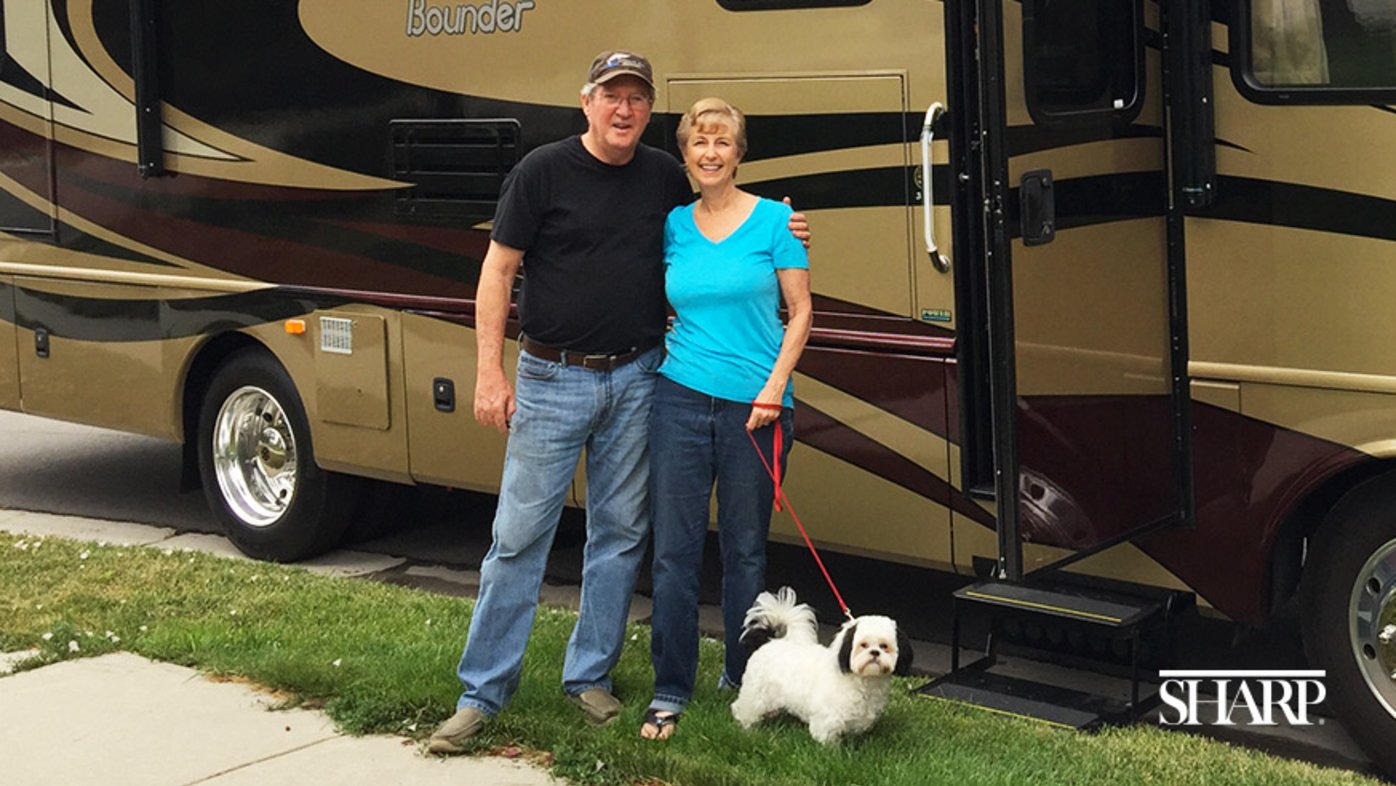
[747,404,854,621]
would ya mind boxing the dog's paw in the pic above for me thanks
[809,721,844,745]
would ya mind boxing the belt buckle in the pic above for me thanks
[580,351,614,370]
[560,345,640,370]
[558,350,611,370]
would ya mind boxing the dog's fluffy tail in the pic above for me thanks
[738,586,818,652]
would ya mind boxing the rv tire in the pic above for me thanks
[1300,474,1396,777]
[196,348,356,562]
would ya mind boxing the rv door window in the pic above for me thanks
[1022,0,1144,123]
[717,0,869,9]
[1242,0,1396,97]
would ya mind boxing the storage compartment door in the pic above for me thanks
[0,276,16,409]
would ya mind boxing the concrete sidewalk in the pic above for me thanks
[0,511,559,786]
[0,653,557,786]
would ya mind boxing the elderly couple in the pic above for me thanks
[428,50,812,751]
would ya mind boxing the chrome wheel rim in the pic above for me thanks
[1350,536,1396,719]
[212,386,297,528]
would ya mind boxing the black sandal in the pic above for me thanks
[640,707,681,740]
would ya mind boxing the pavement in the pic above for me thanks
[0,653,556,786]
[0,508,1380,783]
[0,510,559,786]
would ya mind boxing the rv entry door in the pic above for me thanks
[0,0,56,235]
[952,0,1185,579]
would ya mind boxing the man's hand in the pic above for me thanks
[474,366,516,434]
[783,196,811,249]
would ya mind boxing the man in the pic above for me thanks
[429,51,807,753]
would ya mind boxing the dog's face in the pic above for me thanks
[835,616,913,677]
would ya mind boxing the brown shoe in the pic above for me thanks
[427,706,488,755]
[567,688,622,725]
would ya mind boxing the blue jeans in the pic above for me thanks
[454,346,661,715]
[648,375,794,714]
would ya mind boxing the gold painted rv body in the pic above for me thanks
[0,0,1394,614]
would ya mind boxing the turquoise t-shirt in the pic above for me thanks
[659,197,809,408]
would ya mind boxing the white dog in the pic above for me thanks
[730,587,913,744]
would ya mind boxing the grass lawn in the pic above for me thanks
[0,531,1379,786]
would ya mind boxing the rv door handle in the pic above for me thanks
[921,102,950,273]
[1020,169,1055,247]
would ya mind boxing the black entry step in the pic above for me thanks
[917,664,1142,729]
[955,579,1168,629]
[935,578,1193,724]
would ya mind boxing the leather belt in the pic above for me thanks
[520,335,657,371]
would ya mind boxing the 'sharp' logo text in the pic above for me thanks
[1157,670,1327,726]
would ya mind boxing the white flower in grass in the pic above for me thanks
[425,619,431,626]
[67,641,79,653]
[14,541,27,551]
[41,632,52,641]
[163,549,173,556]
[1380,624,1396,645]
[332,659,343,668]
[79,551,89,560]
[110,636,120,644]
[229,609,238,616]
[139,625,148,633]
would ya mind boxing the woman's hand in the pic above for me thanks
[747,380,787,431]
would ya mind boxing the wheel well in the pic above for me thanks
[1268,459,1396,616]
[177,333,267,492]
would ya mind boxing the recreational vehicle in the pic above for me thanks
[1,0,1393,772]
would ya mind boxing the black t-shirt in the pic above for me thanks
[491,137,692,354]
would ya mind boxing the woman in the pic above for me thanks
[641,97,812,740]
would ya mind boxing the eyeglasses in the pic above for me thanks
[595,92,653,110]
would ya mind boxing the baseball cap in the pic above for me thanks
[587,51,654,88]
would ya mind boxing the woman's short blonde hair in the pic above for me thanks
[676,97,748,159]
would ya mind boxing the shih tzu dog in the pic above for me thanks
[730,587,913,744]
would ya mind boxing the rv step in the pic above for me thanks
[916,662,1144,730]
[954,579,1168,629]
[936,578,1193,720]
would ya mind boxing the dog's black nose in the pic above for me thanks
[869,649,881,658]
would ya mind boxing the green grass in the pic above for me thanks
[0,531,1379,786]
